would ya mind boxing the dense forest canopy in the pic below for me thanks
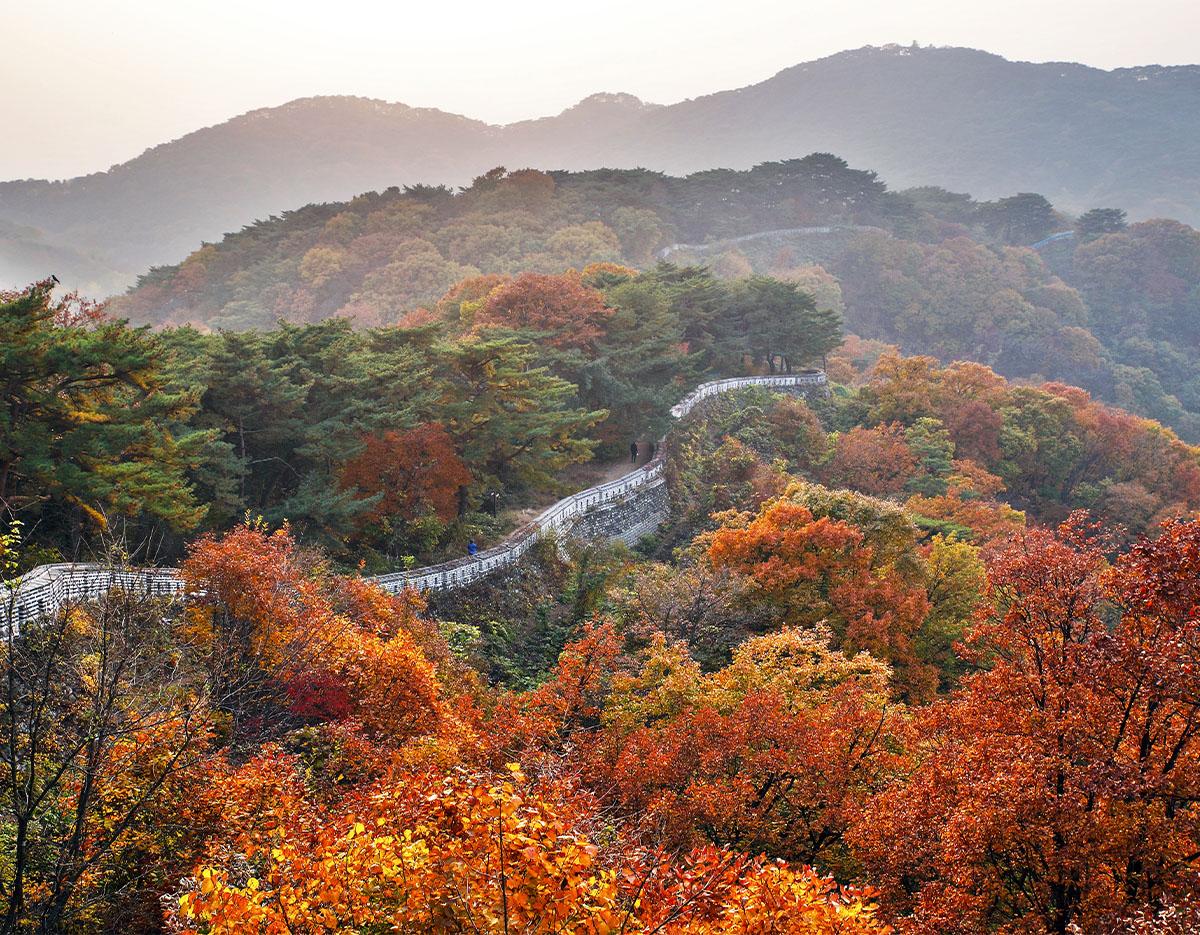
[111,159,1200,445]
[6,71,1200,929]
[3,267,839,569]
[9,303,1200,929]
[112,156,901,329]
[13,256,1200,575]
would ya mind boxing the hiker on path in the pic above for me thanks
[630,440,639,463]
[467,539,478,557]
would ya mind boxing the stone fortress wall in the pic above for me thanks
[1,372,828,631]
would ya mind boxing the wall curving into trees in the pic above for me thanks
[1,372,828,630]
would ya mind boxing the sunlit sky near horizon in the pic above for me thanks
[3,0,1197,180]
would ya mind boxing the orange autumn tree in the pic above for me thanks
[341,423,470,525]
[434,272,512,325]
[181,523,454,749]
[705,496,935,700]
[170,760,892,934]
[181,523,331,738]
[496,619,627,757]
[327,572,449,670]
[0,588,219,933]
[587,628,905,875]
[823,424,918,498]
[581,261,639,287]
[852,515,1200,934]
[903,459,1026,544]
[475,271,614,351]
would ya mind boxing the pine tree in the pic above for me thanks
[0,281,206,554]
[735,277,842,373]
[440,333,605,493]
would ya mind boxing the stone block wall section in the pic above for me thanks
[568,473,670,548]
[1,371,827,630]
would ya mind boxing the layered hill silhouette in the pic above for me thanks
[3,43,1199,292]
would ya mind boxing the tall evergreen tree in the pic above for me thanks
[735,277,843,373]
[0,281,205,555]
[983,192,1057,244]
[440,333,605,493]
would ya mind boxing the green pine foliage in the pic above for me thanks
[0,281,207,556]
[5,261,842,565]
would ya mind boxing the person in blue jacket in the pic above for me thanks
[467,539,479,556]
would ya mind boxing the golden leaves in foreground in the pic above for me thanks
[172,764,889,934]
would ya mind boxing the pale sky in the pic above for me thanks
[3,0,1197,181]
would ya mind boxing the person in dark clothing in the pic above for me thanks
[630,440,638,462]
[467,539,478,556]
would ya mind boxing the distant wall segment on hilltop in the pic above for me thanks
[657,226,878,267]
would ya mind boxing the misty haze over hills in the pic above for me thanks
[2,43,1199,294]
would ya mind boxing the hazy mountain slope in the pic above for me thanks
[0,97,495,286]
[582,47,1200,219]
[0,219,131,297]
[501,93,663,165]
[3,45,1198,292]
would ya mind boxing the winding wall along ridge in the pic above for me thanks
[655,226,873,260]
[1,372,827,630]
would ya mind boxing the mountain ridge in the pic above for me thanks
[3,44,1198,293]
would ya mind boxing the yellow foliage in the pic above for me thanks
[172,765,891,934]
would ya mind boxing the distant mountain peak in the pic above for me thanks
[827,43,1007,62]
[868,42,922,54]
[564,92,658,114]
[248,95,410,116]
[502,91,660,132]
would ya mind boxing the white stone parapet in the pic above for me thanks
[1,371,826,627]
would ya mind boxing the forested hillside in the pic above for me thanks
[11,9,1200,931]
[4,44,1199,291]
[111,157,903,328]
[4,269,839,570]
[10,262,1200,931]
[114,159,1200,442]
[16,258,1200,575]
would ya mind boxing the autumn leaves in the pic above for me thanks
[163,526,892,933]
